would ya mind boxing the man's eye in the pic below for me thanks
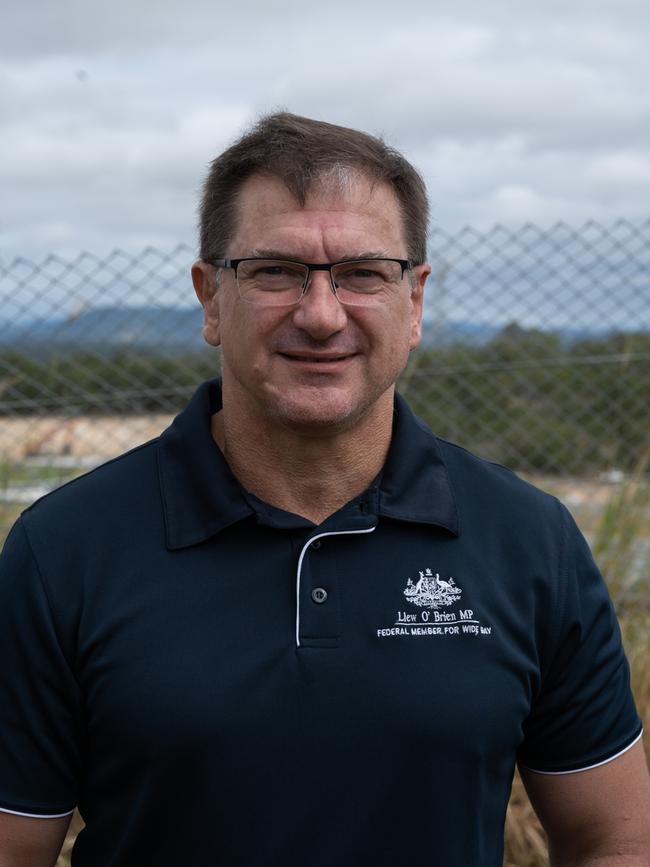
[249,265,286,278]
[250,264,303,280]
[351,268,380,279]
[338,266,386,284]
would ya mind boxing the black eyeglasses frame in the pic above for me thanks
[208,256,413,290]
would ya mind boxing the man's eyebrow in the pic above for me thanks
[247,249,394,261]
[347,250,394,260]
[248,248,294,259]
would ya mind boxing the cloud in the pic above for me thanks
[2,0,649,259]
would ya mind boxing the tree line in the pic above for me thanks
[0,324,648,474]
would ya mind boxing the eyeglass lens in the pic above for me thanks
[235,259,405,307]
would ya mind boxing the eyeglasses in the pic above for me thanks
[208,257,413,307]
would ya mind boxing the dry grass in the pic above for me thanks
[58,812,84,867]
[504,770,548,867]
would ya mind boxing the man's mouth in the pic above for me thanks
[279,352,355,363]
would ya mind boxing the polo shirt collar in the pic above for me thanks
[379,392,459,535]
[157,381,254,550]
[158,380,458,550]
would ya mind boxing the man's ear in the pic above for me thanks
[408,263,430,351]
[192,261,221,347]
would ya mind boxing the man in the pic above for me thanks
[0,113,648,866]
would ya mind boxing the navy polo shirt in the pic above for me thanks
[0,379,641,866]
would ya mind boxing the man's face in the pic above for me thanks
[193,172,429,435]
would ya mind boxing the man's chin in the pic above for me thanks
[266,382,396,438]
[268,389,366,435]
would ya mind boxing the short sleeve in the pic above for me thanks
[0,516,84,816]
[519,504,642,774]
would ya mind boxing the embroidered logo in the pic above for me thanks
[404,568,462,609]
[375,566,492,639]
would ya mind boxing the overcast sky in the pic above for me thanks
[2,0,649,263]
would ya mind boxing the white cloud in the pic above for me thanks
[585,151,650,195]
[1,0,650,260]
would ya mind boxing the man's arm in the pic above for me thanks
[520,739,650,866]
[0,812,71,867]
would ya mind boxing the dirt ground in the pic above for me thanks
[0,414,173,460]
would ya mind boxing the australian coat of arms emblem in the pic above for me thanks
[404,568,462,608]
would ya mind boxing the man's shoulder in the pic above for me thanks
[394,396,560,524]
[435,434,562,523]
[22,437,161,532]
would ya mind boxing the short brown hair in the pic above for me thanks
[198,112,429,264]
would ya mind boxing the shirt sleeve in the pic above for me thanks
[0,516,84,816]
[518,503,642,774]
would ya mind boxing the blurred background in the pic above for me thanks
[1,1,648,864]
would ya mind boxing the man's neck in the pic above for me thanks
[211,395,394,526]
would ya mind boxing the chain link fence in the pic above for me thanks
[1,218,649,534]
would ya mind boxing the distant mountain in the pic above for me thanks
[0,305,621,356]
[421,320,501,346]
[420,319,605,347]
[0,306,207,355]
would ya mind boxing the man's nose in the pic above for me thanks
[291,271,348,338]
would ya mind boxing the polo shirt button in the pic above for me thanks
[311,539,321,549]
[311,587,328,604]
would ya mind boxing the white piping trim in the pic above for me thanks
[0,805,75,819]
[295,526,377,647]
[523,728,644,776]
